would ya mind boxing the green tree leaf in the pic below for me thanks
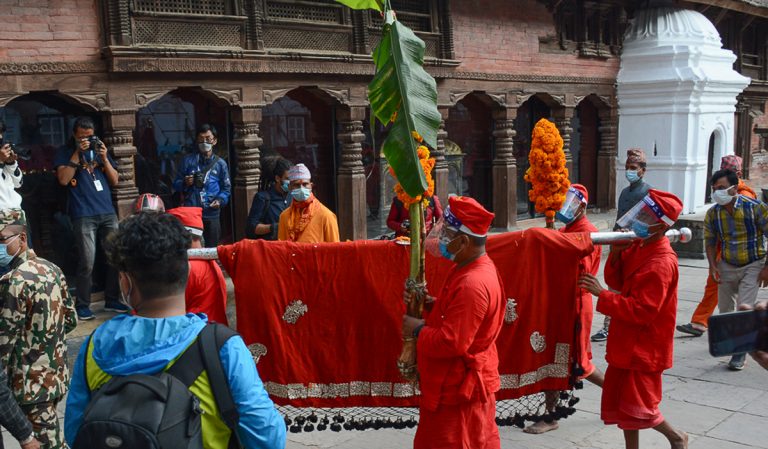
[368,20,441,197]
[334,0,383,11]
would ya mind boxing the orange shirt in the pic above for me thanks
[738,179,757,199]
[277,198,340,243]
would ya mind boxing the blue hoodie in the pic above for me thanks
[64,314,286,449]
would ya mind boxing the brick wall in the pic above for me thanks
[0,0,101,62]
[747,101,768,193]
[452,0,620,78]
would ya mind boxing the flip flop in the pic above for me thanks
[676,323,704,337]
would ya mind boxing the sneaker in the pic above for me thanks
[728,354,746,371]
[77,307,95,321]
[104,301,131,313]
[590,328,609,342]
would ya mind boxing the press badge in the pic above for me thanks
[94,180,104,191]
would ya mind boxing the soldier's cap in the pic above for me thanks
[0,209,26,233]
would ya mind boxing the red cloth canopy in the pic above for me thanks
[218,228,593,407]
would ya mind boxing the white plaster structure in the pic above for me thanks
[617,7,750,213]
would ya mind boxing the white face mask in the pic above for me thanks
[712,187,735,206]
[198,142,213,153]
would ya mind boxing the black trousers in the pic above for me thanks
[203,217,221,247]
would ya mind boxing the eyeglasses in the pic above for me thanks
[0,234,19,242]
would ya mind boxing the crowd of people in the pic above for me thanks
[0,116,767,449]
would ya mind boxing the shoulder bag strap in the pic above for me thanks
[198,324,241,449]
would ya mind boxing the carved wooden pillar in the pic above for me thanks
[554,107,575,179]
[735,97,754,179]
[103,110,139,218]
[336,107,367,241]
[597,109,618,209]
[231,106,263,240]
[433,106,450,201]
[492,108,518,230]
[244,0,265,50]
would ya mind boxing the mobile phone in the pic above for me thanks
[708,309,768,357]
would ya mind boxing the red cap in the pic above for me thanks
[720,155,743,173]
[570,184,589,204]
[648,189,683,223]
[167,207,204,236]
[445,195,495,237]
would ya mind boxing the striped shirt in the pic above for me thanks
[704,195,768,267]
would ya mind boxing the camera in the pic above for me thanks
[193,172,206,189]
[0,138,31,161]
[82,136,102,163]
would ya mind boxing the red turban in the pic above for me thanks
[570,184,589,204]
[444,195,495,237]
[648,189,682,223]
[167,207,204,236]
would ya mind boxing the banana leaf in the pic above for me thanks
[334,0,383,10]
[368,14,441,198]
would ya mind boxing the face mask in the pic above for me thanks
[291,186,312,202]
[0,235,20,267]
[556,210,575,225]
[198,142,213,153]
[281,180,290,192]
[712,188,735,206]
[631,221,650,238]
[438,237,456,261]
[626,170,640,183]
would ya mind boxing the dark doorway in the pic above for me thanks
[574,99,600,205]
[260,89,338,213]
[446,94,494,211]
[135,88,234,243]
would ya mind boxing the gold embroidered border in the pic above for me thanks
[263,343,570,399]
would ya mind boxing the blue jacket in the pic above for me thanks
[64,314,286,449]
[173,153,232,219]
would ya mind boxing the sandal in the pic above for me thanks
[676,323,704,337]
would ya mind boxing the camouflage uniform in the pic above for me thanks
[0,209,77,449]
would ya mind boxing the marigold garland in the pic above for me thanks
[388,131,435,209]
[523,118,570,223]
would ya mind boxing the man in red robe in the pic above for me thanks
[525,183,605,435]
[402,195,505,449]
[167,207,229,325]
[579,189,687,449]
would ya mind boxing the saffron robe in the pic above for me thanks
[277,198,340,243]
[186,259,229,326]
[415,255,505,449]
[596,237,678,429]
[560,216,602,378]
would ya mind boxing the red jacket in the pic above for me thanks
[597,238,678,371]
[186,259,229,326]
[417,255,505,411]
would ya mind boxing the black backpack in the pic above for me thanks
[74,324,242,449]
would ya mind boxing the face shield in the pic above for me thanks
[425,216,459,259]
[616,194,674,238]
[556,187,587,224]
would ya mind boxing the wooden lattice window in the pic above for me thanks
[550,1,625,57]
[132,0,235,16]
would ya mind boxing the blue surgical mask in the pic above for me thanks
[626,170,640,183]
[556,210,575,225]
[631,221,650,238]
[0,235,20,267]
[439,237,456,261]
[281,180,290,192]
[291,186,312,202]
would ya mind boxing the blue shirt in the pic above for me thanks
[54,144,117,219]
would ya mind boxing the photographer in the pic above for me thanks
[0,120,23,210]
[54,116,127,321]
[173,124,231,247]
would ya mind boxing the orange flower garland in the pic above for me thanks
[523,118,570,224]
[389,131,435,209]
